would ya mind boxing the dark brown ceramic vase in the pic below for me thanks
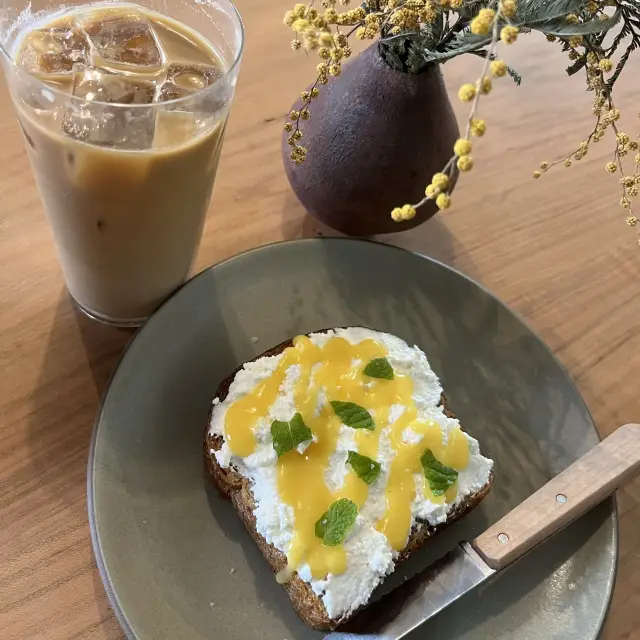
[282,43,459,236]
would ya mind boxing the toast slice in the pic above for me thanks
[204,328,494,630]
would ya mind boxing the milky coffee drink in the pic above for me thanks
[9,3,235,324]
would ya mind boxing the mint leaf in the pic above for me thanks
[363,357,394,380]
[271,413,312,457]
[420,449,458,496]
[315,498,358,546]
[330,401,375,431]
[347,450,381,484]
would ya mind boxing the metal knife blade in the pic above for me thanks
[325,542,495,640]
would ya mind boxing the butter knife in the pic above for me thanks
[327,423,640,640]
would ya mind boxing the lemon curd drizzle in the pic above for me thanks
[223,333,470,578]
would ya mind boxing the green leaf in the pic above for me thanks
[363,357,394,380]
[271,413,313,457]
[379,42,406,72]
[421,31,492,63]
[565,55,587,77]
[347,450,382,484]
[330,401,375,431]
[506,65,523,86]
[378,34,433,73]
[608,18,632,57]
[406,41,428,73]
[419,11,445,49]
[529,10,621,36]
[315,498,358,546]
[420,449,458,496]
[512,0,585,25]
[607,38,639,91]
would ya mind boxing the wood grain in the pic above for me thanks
[0,1,639,638]
[473,424,640,570]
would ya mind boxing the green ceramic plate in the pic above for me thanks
[88,238,616,640]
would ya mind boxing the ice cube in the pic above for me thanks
[19,80,65,112]
[71,65,155,104]
[17,23,89,74]
[62,66,156,149]
[167,62,222,91]
[157,61,222,102]
[156,82,188,102]
[62,103,156,149]
[79,7,163,70]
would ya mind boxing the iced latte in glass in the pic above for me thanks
[0,0,243,325]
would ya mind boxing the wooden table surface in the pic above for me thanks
[1,2,639,638]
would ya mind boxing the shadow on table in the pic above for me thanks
[279,191,479,281]
[72,303,136,394]
[24,287,132,497]
[16,287,134,638]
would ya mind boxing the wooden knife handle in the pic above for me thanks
[472,423,640,571]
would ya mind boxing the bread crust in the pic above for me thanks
[204,332,494,630]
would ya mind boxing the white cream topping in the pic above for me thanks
[209,327,493,620]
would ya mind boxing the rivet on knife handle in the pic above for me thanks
[472,423,640,571]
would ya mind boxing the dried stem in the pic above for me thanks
[411,2,502,210]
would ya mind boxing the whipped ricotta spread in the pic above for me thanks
[209,327,493,620]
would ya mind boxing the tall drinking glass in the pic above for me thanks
[0,0,243,325]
